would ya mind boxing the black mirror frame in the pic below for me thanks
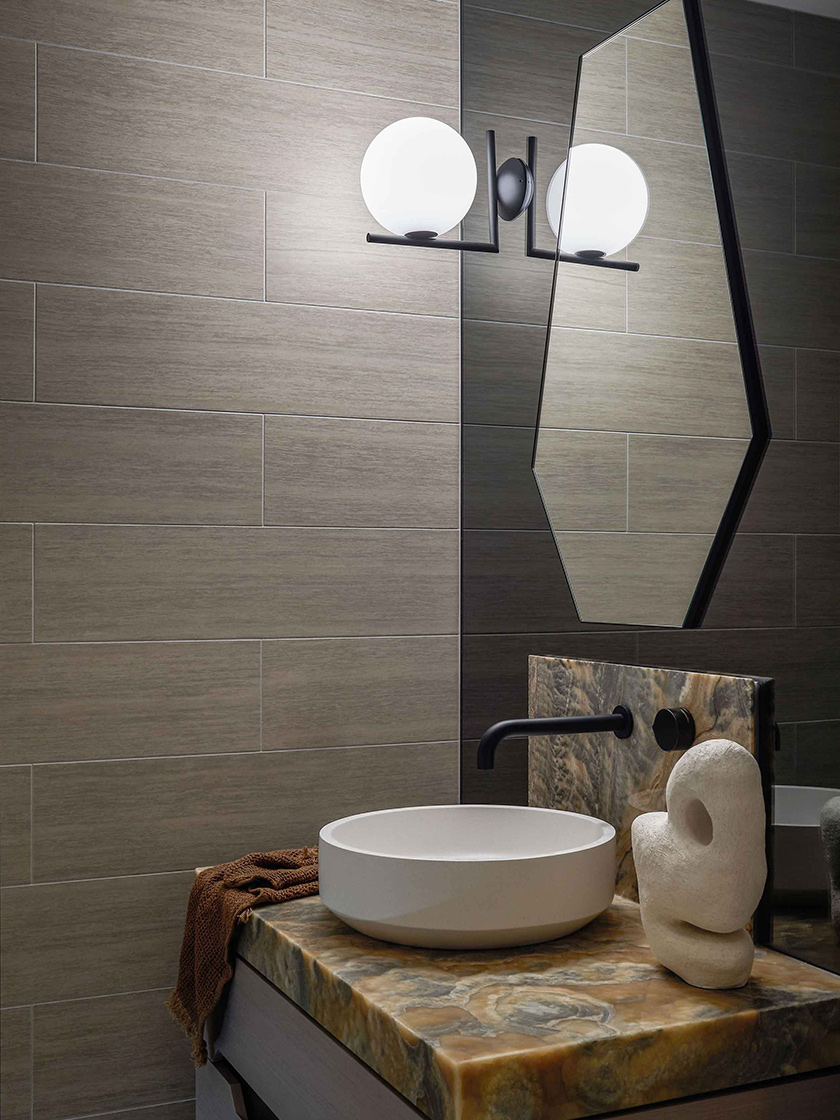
[532,0,771,630]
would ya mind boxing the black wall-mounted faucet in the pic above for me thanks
[476,706,634,770]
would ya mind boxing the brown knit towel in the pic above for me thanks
[167,847,319,1066]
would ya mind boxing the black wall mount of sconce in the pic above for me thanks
[365,131,641,272]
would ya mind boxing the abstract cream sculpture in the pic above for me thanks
[632,739,766,989]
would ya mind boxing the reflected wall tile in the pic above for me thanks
[461,630,639,740]
[262,636,459,750]
[574,35,627,134]
[0,766,30,885]
[463,425,548,531]
[534,430,627,531]
[794,11,840,76]
[796,535,840,627]
[462,530,584,634]
[637,626,840,722]
[0,525,32,644]
[0,1007,31,1120]
[741,440,840,534]
[264,416,459,529]
[33,990,192,1120]
[0,0,265,72]
[628,239,736,342]
[266,0,458,104]
[627,434,748,533]
[795,721,840,787]
[796,350,840,443]
[0,39,35,161]
[1,872,194,1005]
[796,164,840,261]
[0,281,34,401]
[627,38,704,147]
[461,320,546,428]
[462,7,601,123]
[0,403,263,525]
[743,251,840,352]
[36,286,458,420]
[0,642,261,764]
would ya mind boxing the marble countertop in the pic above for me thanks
[237,895,840,1120]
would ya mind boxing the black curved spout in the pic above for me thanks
[476,706,633,770]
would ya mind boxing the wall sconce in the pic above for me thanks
[360,117,645,273]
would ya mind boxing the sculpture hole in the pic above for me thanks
[684,798,714,846]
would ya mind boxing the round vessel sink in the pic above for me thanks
[319,804,616,949]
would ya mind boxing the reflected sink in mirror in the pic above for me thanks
[533,0,769,628]
[319,804,616,949]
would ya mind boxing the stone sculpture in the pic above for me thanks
[632,739,766,989]
[820,795,840,944]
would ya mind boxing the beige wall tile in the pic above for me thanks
[264,416,458,528]
[462,8,600,123]
[262,636,459,750]
[36,286,458,418]
[0,403,263,524]
[541,329,749,437]
[0,280,34,400]
[35,525,459,641]
[796,350,839,442]
[627,39,704,147]
[534,429,627,531]
[0,524,31,643]
[32,742,459,880]
[1,872,193,1004]
[796,535,840,627]
[1,1007,32,1120]
[0,39,35,160]
[638,626,840,723]
[628,434,748,533]
[741,439,840,533]
[33,990,192,1120]
[628,238,736,342]
[744,250,840,352]
[574,35,627,134]
[0,642,260,764]
[0,766,30,884]
[266,0,458,104]
[0,161,264,298]
[0,0,265,73]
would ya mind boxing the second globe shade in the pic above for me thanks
[547,144,649,258]
[360,117,478,238]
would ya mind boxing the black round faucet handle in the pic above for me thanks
[652,707,696,752]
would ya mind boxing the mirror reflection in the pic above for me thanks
[534,0,756,628]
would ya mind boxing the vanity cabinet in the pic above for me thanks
[199,956,840,1120]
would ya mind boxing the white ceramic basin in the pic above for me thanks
[319,804,616,949]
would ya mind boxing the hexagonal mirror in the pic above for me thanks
[533,0,770,628]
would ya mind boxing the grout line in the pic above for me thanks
[0,634,458,647]
[30,524,35,642]
[33,43,37,162]
[793,348,798,440]
[263,192,267,300]
[29,1002,34,1120]
[1,154,265,195]
[0,35,460,109]
[625,433,630,531]
[28,764,34,883]
[624,35,628,136]
[39,1100,196,1120]
[16,985,173,1011]
[259,640,264,751]
[31,284,36,400]
[793,162,797,256]
[261,414,266,525]
[0,277,459,321]
[263,0,267,78]
[21,521,460,530]
[0,400,460,425]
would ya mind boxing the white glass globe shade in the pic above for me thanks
[546,143,649,257]
[360,117,478,237]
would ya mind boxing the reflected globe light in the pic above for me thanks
[546,143,649,258]
[360,117,478,238]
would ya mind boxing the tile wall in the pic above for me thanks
[0,3,461,1117]
[461,0,839,803]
